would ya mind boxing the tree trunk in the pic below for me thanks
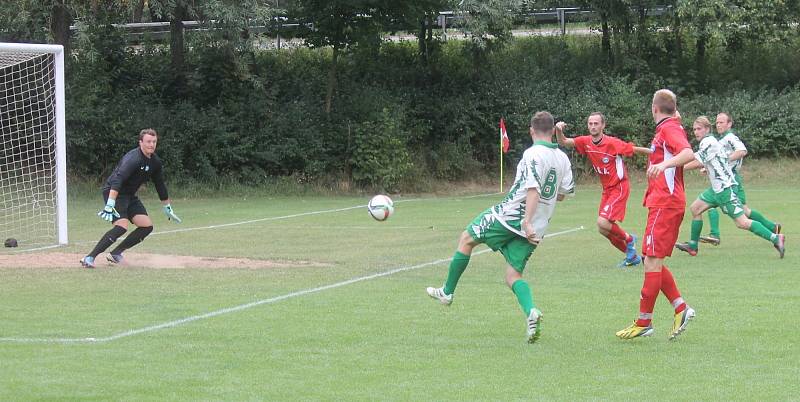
[170,1,188,96]
[51,0,72,56]
[418,18,428,62]
[133,0,145,23]
[600,10,612,66]
[325,45,339,115]
[696,32,708,83]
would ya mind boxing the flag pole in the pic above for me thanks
[500,127,504,192]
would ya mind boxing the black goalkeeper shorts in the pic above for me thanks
[102,189,148,223]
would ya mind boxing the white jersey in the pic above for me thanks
[490,141,574,239]
[718,130,747,173]
[695,135,737,193]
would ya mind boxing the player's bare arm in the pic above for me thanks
[647,148,695,178]
[554,122,575,148]
[683,159,703,170]
[522,188,541,245]
[633,146,653,155]
[728,149,747,162]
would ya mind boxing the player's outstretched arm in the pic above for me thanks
[162,200,182,223]
[554,122,575,148]
[683,159,703,170]
[647,148,695,178]
[633,146,652,155]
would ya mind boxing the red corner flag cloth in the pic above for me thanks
[500,118,510,153]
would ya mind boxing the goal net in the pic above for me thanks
[0,43,67,249]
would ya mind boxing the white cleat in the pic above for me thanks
[527,308,543,344]
[669,306,696,340]
[426,286,453,305]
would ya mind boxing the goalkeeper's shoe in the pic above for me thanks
[426,286,453,305]
[774,234,785,259]
[669,306,696,340]
[698,235,721,246]
[674,242,698,256]
[526,308,543,344]
[106,253,124,265]
[80,256,95,269]
[617,254,642,268]
[616,322,654,339]
[774,222,782,235]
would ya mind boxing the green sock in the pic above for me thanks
[443,251,470,295]
[749,221,777,243]
[708,208,720,237]
[511,279,535,316]
[748,209,776,232]
[689,219,703,250]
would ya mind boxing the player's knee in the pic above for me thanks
[139,225,154,236]
[734,218,750,230]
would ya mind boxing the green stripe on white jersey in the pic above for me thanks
[491,141,574,238]
[696,135,737,193]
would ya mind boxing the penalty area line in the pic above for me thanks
[0,226,583,344]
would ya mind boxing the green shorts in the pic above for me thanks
[699,186,745,218]
[734,172,747,204]
[466,208,536,273]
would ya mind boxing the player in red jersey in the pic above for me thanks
[556,113,651,267]
[616,89,697,341]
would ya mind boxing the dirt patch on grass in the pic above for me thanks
[0,252,329,269]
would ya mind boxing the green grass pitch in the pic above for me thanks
[0,182,797,400]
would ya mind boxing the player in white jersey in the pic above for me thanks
[425,111,575,344]
[700,112,782,245]
[675,116,785,257]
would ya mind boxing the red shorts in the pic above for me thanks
[643,207,685,258]
[598,181,630,222]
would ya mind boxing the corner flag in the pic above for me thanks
[500,118,510,153]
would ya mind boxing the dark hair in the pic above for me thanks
[139,128,158,141]
[530,111,555,134]
[589,112,606,124]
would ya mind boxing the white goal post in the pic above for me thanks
[0,43,67,248]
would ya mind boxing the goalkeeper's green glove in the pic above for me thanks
[163,204,182,223]
[98,199,120,221]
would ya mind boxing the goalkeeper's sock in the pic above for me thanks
[511,279,535,316]
[111,226,153,255]
[748,221,776,243]
[748,209,776,233]
[443,251,470,295]
[636,271,662,327]
[708,208,721,238]
[88,225,127,258]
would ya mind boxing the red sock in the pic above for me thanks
[660,266,686,313]
[636,271,662,327]
[609,222,633,244]
[605,232,628,252]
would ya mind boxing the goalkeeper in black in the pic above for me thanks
[80,128,181,268]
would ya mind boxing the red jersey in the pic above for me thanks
[573,134,634,189]
[643,117,692,208]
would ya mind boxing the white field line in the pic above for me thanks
[37,192,502,248]
[0,225,584,344]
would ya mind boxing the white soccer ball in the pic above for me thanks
[367,195,394,221]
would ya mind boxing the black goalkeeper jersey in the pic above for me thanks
[102,147,168,200]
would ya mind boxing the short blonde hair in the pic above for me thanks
[694,116,712,129]
[652,89,677,115]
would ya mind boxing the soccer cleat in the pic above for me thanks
[674,242,698,256]
[526,308,543,344]
[616,322,654,339]
[106,253,124,265]
[625,234,638,261]
[698,235,721,246]
[774,234,785,259]
[80,256,95,269]
[774,223,782,235]
[617,254,642,268]
[426,287,453,305]
[669,306,696,340]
